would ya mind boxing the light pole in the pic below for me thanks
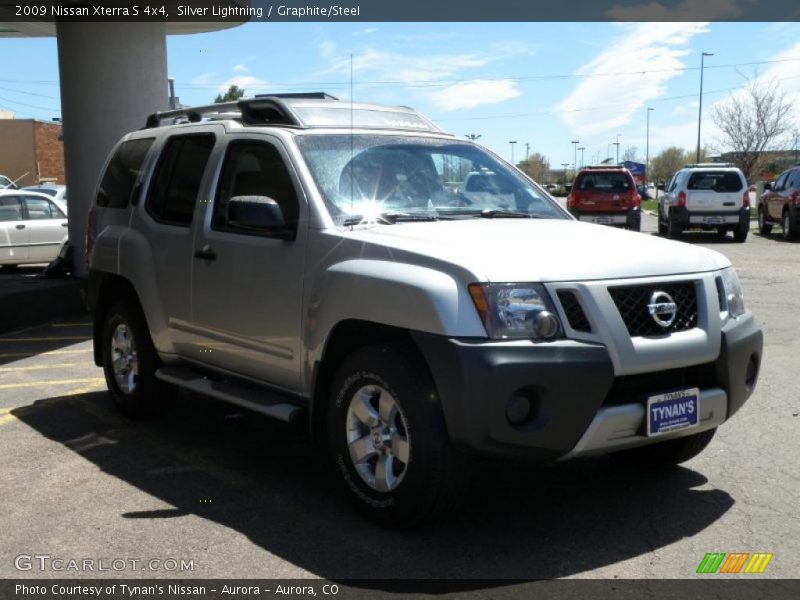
[697,51,713,163]
[560,163,570,185]
[646,107,654,183]
[509,140,517,164]
[571,140,579,172]
[525,142,530,162]
[465,133,481,141]
[578,147,585,168]
[613,134,621,164]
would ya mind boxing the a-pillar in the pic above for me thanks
[56,22,168,276]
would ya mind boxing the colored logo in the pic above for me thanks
[696,552,773,574]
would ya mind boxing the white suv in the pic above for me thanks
[87,95,763,526]
[658,164,750,242]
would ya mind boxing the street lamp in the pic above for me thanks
[571,140,579,171]
[578,147,585,168]
[646,107,654,183]
[697,51,714,163]
[525,142,530,162]
[509,140,517,164]
[465,133,481,141]
[613,134,621,164]
[560,163,570,185]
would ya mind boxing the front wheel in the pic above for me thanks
[611,428,717,467]
[328,344,471,527]
[101,300,175,418]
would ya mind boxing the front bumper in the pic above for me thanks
[411,314,762,461]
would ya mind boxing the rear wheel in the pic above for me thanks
[101,300,175,418]
[733,218,749,243]
[783,210,798,241]
[666,210,682,239]
[627,211,641,232]
[611,428,717,467]
[657,205,668,236]
[758,206,772,235]
[328,344,472,527]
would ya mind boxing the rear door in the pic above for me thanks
[767,171,789,220]
[0,195,28,263]
[21,195,68,261]
[574,171,631,212]
[685,170,743,213]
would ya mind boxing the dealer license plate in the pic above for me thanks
[646,388,699,437]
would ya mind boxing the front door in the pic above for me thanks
[190,136,306,393]
[21,195,68,261]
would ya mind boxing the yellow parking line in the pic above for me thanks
[0,363,84,372]
[0,349,92,359]
[0,413,15,426]
[0,377,105,390]
[0,336,88,342]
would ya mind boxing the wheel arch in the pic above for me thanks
[89,270,147,367]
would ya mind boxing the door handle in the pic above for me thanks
[194,245,216,261]
[15,224,25,230]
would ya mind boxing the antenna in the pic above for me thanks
[349,53,354,226]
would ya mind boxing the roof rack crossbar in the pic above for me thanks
[144,93,339,129]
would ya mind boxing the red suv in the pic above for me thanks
[758,164,800,240]
[567,166,641,231]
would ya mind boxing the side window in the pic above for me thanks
[23,196,55,219]
[147,134,215,227]
[212,141,299,235]
[50,201,66,218]
[668,174,679,192]
[0,196,22,221]
[773,172,788,192]
[788,170,800,190]
[97,138,155,208]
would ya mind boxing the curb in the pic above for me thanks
[0,276,87,333]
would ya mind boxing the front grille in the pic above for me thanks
[608,281,698,337]
[557,291,592,332]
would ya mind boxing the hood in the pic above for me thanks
[338,219,730,282]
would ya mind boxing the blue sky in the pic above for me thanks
[2,21,799,168]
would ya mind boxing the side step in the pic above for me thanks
[155,366,306,424]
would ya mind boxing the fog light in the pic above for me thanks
[535,311,560,339]
[506,394,531,426]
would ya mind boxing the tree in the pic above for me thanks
[621,145,639,162]
[517,152,550,182]
[650,147,688,184]
[215,85,245,103]
[712,77,794,181]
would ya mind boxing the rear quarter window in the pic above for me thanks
[687,171,743,192]
[97,138,155,208]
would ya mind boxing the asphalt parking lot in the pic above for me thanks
[0,213,797,583]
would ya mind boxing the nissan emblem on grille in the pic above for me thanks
[647,291,678,328]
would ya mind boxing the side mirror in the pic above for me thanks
[763,182,773,192]
[227,195,292,239]
[657,183,665,191]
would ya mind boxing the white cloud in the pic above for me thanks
[219,75,269,95]
[233,64,249,73]
[555,22,709,136]
[430,80,521,111]
[191,72,217,85]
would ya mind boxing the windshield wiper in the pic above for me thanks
[475,209,539,219]
[341,211,442,227]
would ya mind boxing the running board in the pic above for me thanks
[155,366,305,424]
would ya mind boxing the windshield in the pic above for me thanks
[295,134,566,223]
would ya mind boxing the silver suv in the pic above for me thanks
[88,95,763,526]
[658,164,751,242]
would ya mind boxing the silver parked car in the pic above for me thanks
[0,189,68,267]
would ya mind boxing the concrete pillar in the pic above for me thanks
[56,22,168,276]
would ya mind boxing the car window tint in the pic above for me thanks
[687,172,743,192]
[213,141,298,234]
[575,172,631,192]
[0,196,22,221]
[773,172,788,191]
[148,134,215,226]
[97,138,155,208]
[787,170,800,190]
[50,202,66,218]
[23,196,56,219]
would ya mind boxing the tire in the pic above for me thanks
[0,264,20,271]
[627,211,641,232]
[666,210,682,239]
[657,205,668,236]
[783,210,799,241]
[327,344,472,527]
[758,206,772,235]
[733,218,749,243]
[611,428,717,467]
[101,300,175,418]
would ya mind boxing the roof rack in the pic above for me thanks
[144,93,339,129]
[581,165,626,170]
[683,162,736,168]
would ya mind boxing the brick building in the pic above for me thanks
[0,118,65,187]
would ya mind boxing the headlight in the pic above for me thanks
[468,283,561,340]
[718,267,746,318]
